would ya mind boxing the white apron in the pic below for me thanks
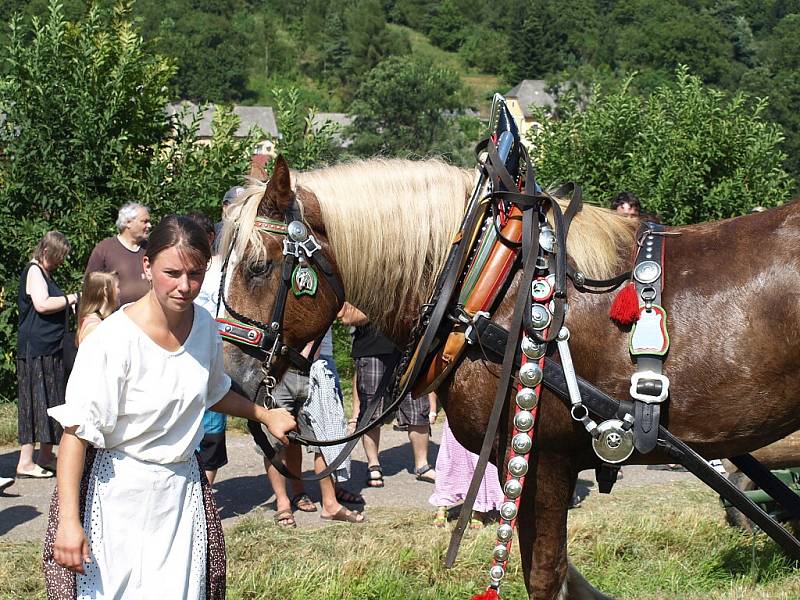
[77,449,207,599]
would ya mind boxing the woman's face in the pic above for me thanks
[143,246,205,314]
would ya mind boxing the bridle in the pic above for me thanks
[215,197,344,404]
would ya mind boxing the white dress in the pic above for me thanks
[49,306,231,600]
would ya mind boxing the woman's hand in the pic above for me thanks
[53,519,91,573]
[264,408,296,444]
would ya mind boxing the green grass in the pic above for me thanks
[3,482,800,599]
[0,402,16,447]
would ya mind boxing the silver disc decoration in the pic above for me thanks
[530,304,551,330]
[516,387,538,410]
[539,227,556,253]
[507,456,528,478]
[496,523,513,542]
[493,545,509,561]
[503,478,523,499]
[521,335,547,359]
[287,221,308,242]
[591,419,635,463]
[514,410,534,432]
[519,362,543,387]
[499,501,518,520]
[512,432,532,454]
[490,565,505,581]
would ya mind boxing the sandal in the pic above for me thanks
[414,464,436,484]
[15,465,54,479]
[335,488,365,504]
[320,506,365,523]
[290,493,318,513]
[433,506,448,528]
[273,509,296,528]
[367,465,384,488]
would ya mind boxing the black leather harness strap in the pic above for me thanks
[630,222,668,454]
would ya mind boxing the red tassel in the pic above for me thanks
[470,588,500,600]
[609,282,640,325]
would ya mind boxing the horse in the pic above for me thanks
[220,155,800,600]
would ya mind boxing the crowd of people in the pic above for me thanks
[0,186,659,596]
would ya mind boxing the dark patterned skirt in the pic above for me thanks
[42,448,226,599]
[16,353,66,445]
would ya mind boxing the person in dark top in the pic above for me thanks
[16,231,78,478]
[85,202,151,305]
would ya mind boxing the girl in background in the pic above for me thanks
[75,272,120,345]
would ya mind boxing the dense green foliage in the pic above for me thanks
[0,2,261,399]
[528,67,792,224]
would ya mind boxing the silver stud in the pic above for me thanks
[519,362,543,387]
[512,433,532,454]
[490,565,505,581]
[504,478,523,498]
[287,221,308,242]
[508,456,528,478]
[247,330,257,340]
[521,336,546,359]
[516,388,538,410]
[645,253,652,258]
[496,523,513,542]
[530,304,551,329]
[514,410,534,432]
[500,501,518,520]
[493,544,509,561]
[539,227,556,253]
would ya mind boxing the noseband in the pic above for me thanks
[215,200,344,402]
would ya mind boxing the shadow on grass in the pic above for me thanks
[717,534,799,582]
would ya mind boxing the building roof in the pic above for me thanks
[166,102,279,138]
[313,112,352,129]
[505,80,555,118]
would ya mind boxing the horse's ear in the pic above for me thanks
[259,154,294,217]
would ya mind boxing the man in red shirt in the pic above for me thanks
[85,203,152,305]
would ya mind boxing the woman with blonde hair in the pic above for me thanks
[16,231,78,479]
[75,272,120,345]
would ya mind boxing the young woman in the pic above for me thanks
[16,231,78,479]
[45,215,295,599]
[75,272,120,345]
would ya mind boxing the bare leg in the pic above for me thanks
[362,427,381,467]
[205,469,218,485]
[264,443,304,514]
[318,453,363,521]
[37,443,54,466]
[408,425,435,480]
[17,443,36,472]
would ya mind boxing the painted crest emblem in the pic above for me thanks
[292,265,318,297]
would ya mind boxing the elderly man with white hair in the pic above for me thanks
[85,202,151,305]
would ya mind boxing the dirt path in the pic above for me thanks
[0,422,694,541]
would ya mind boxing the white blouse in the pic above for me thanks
[49,305,231,464]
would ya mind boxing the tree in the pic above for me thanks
[347,55,466,157]
[527,67,792,225]
[0,1,259,399]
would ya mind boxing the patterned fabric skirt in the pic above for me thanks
[16,353,66,445]
[429,419,504,513]
[43,448,226,599]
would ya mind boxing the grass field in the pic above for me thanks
[2,482,799,599]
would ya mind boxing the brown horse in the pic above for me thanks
[221,156,800,600]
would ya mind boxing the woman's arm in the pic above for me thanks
[53,429,91,573]
[212,389,296,443]
[27,267,76,314]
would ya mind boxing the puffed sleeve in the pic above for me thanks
[48,331,126,447]
[205,329,231,409]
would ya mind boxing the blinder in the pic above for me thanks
[215,197,345,403]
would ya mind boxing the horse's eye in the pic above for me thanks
[245,260,273,280]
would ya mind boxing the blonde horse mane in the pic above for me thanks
[222,158,636,335]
